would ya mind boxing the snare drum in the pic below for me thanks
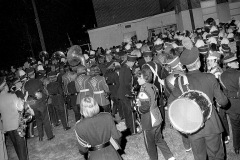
[168,90,212,134]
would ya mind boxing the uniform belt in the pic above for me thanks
[93,90,104,94]
[79,89,89,93]
[107,83,115,85]
[88,141,110,151]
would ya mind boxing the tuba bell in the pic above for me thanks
[39,51,49,63]
[52,51,66,60]
[67,45,86,67]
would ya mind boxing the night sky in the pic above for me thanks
[0,0,96,69]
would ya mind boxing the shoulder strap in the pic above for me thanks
[177,74,190,94]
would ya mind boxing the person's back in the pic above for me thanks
[75,97,122,160]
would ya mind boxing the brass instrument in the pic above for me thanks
[39,51,49,63]
[17,102,33,137]
[67,45,86,67]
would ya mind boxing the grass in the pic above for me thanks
[6,110,240,160]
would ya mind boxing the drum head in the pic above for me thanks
[169,98,203,134]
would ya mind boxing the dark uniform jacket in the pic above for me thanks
[75,113,122,160]
[67,81,78,107]
[24,79,47,112]
[104,69,119,98]
[219,68,240,114]
[47,81,65,107]
[168,70,228,140]
[137,83,162,130]
[117,64,133,100]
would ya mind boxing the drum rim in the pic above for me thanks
[168,90,213,134]
[168,97,204,134]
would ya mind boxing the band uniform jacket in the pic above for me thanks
[75,74,91,105]
[47,81,65,107]
[137,83,162,130]
[24,79,47,112]
[0,93,23,132]
[168,70,228,140]
[62,71,75,95]
[75,113,122,160]
[67,81,78,106]
[219,68,240,114]
[104,69,119,98]
[117,64,133,100]
[87,75,110,106]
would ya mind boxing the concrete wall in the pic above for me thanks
[88,11,176,49]
[229,1,240,20]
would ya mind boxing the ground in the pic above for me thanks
[6,110,240,160]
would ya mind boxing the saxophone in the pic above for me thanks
[17,102,33,137]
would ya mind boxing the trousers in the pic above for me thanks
[143,126,173,160]
[8,130,29,160]
[189,133,225,160]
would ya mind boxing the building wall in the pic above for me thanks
[92,0,161,27]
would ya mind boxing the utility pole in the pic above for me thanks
[187,0,195,31]
[31,0,46,52]
[24,23,34,57]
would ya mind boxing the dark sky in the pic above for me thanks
[0,0,96,69]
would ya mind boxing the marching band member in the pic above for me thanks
[46,71,71,131]
[207,51,230,144]
[0,77,29,160]
[219,53,240,154]
[75,96,122,160]
[24,68,55,141]
[136,66,175,160]
[117,54,137,135]
[104,61,121,118]
[75,65,91,106]
[168,47,228,160]
[88,65,110,112]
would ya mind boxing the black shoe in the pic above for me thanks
[64,126,71,131]
[234,148,239,154]
[47,135,55,141]
[39,137,43,141]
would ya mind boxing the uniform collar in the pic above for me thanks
[187,69,201,74]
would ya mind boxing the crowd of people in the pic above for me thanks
[0,17,240,160]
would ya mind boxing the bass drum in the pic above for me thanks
[168,90,212,134]
[164,71,185,98]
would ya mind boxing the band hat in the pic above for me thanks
[180,47,199,67]
[207,51,221,60]
[221,44,231,53]
[127,54,137,62]
[223,53,237,63]
[142,50,153,57]
[135,43,142,49]
[207,37,217,44]
[165,56,180,69]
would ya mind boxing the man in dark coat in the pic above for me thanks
[46,72,70,131]
[24,69,55,141]
[117,54,137,135]
[219,53,240,154]
[168,47,228,160]
[104,61,121,117]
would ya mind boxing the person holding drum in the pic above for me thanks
[168,47,228,160]
[219,53,240,154]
